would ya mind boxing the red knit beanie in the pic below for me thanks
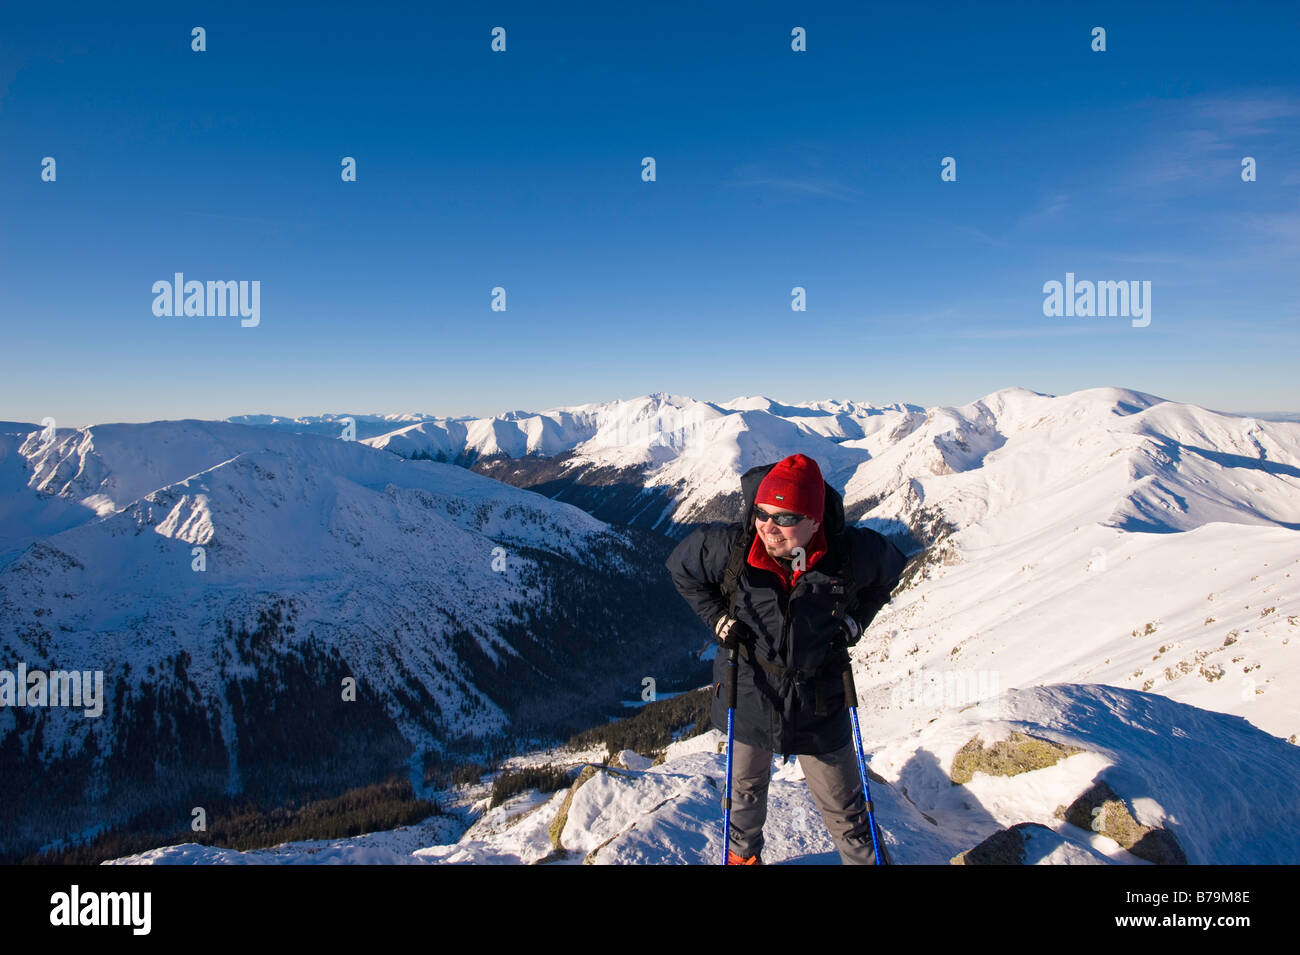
[755,454,825,521]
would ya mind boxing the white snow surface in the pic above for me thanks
[110,684,1300,865]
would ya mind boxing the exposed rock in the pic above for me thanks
[951,822,1108,865]
[583,831,623,865]
[950,731,1085,784]
[1057,780,1187,864]
[547,764,599,850]
[951,823,1040,864]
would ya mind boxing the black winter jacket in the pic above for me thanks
[665,465,909,756]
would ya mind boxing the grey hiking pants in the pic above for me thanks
[728,738,880,865]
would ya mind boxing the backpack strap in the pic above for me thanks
[720,525,752,616]
[828,523,860,627]
[719,461,776,612]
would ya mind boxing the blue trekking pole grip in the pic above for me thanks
[842,666,885,865]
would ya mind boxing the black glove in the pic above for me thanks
[714,613,745,647]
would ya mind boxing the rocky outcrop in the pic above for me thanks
[547,764,600,850]
[951,822,1107,865]
[949,731,1085,785]
[1056,780,1187,864]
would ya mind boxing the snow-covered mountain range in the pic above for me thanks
[360,384,1300,748]
[3,384,1297,863]
[237,394,925,534]
[0,419,707,860]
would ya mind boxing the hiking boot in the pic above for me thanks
[727,849,762,865]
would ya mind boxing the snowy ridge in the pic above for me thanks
[845,385,1299,539]
[3,423,622,748]
[111,684,1300,865]
[357,393,919,529]
[355,387,1300,544]
[1,415,705,861]
[833,386,1300,746]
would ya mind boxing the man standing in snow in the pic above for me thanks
[665,453,908,864]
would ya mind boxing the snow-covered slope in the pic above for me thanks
[0,420,705,860]
[111,683,1300,865]
[850,385,1299,539]
[835,386,1300,745]
[3,431,610,743]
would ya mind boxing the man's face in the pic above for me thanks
[754,502,820,560]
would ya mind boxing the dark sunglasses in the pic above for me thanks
[753,505,808,527]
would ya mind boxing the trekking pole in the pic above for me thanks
[722,642,738,865]
[842,666,886,865]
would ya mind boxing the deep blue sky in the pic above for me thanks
[2,1,1297,427]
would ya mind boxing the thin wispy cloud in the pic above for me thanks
[1242,209,1300,247]
[946,323,1130,340]
[1092,203,1300,271]
[1013,193,1071,231]
[721,163,864,202]
[1125,91,1300,188]
[180,210,286,226]
[951,224,1011,248]
[868,306,962,327]
[1193,93,1300,137]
